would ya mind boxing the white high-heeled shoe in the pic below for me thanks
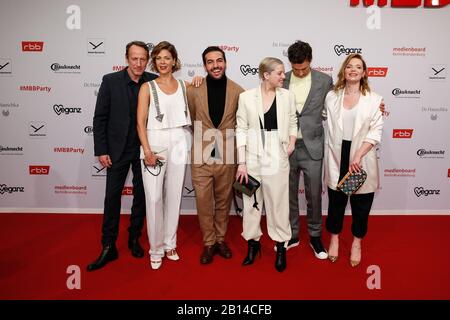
[165,249,180,261]
[150,259,162,270]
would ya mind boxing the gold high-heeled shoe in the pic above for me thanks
[328,237,339,263]
[350,259,360,267]
[350,245,361,267]
[328,255,338,263]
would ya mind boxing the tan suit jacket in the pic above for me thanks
[187,78,244,165]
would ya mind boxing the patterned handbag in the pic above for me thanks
[337,169,367,196]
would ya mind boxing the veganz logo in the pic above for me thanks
[414,187,440,197]
[0,184,25,194]
[393,129,413,138]
[334,45,362,56]
[350,0,449,7]
[22,41,44,52]
[53,104,81,115]
[29,165,50,175]
[240,65,259,76]
[368,67,388,77]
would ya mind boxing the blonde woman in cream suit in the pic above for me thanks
[235,57,297,272]
[324,53,383,268]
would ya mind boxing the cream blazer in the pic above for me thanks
[324,89,383,193]
[236,86,297,161]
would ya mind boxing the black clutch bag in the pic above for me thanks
[233,174,260,210]
[233,174,260,197]
[337,169,367,196]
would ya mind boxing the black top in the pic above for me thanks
[124,71,147,152]
[206,74,227,128]
[263,97,278,131]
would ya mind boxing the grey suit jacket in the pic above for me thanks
[283,69,333,160]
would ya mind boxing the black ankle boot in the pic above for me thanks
[275,242,286,272]
[242,239,261,266]
[87,244,118,272]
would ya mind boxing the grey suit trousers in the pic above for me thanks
[289,139,323,238]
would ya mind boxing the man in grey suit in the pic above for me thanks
[282,41,333,259]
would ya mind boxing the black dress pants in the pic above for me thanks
[326,140,374,238]
[101,150,146,246]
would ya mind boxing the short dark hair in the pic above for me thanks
[125,41,150,59]
[202,46,226,65]
[287,40,312,64]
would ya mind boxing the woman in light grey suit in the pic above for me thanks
[324,54,383,267]
[235,57,297,272]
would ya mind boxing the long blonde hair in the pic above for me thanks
[334,53,371,95]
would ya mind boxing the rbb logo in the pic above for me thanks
[393,129,413,138]
[29,165,50,175]
[122,186,133,195]
[22,41,44,52]
[368,67,388,77]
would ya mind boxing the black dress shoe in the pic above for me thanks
[200,245,217,264]
[128,238,144,258]
[216,242,232,259]
[275,242,286,272]
[87,244,118,271]
[242,239,261,266]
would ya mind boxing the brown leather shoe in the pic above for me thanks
[216,241,232,259]
[200,245,216,264]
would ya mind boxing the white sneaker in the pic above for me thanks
[310,237,328,260]
[165,249,180,261]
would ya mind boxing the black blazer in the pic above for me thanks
[93,68,157,163]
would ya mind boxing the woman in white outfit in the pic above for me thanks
[137,41,191,270]
[235,57,297,272]
[324,53,383,267]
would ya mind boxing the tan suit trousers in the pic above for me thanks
[192,163,236,246]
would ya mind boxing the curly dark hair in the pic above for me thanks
[287,40,312,64]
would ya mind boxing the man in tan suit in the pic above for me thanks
[187,46,244,264]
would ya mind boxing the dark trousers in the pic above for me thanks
[325,140,374,238]
[101,150,146,246]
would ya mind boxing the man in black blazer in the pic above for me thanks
[87,41,158,271]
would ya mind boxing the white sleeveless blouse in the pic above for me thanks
[146,79,191,130]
